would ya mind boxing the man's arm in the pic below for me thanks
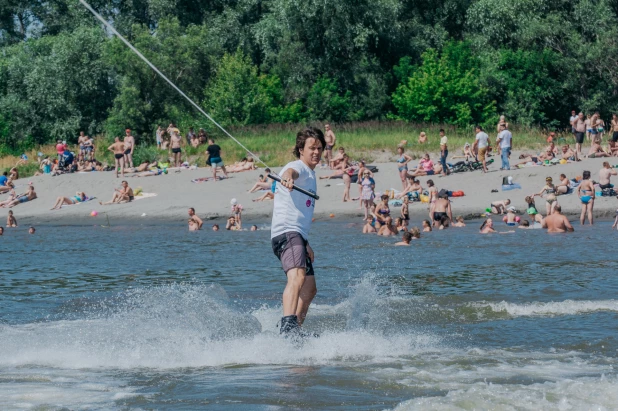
[564,217,574,232]
[280,167,300,191]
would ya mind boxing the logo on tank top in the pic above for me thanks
[306,189,316,207]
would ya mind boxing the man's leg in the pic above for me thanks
[295,275,317,325]
[282,267,306,316]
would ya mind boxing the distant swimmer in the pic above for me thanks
[422,220,432,232]
[271,127,324,337]
[188,208,203,231]
[212,224,220,231]
[453,216,466,227]
[479,218,496,233]
[395,231,412,246]
[6,210,17,227]
[377,216,398,236]
[362,216,376,233]
[542,205,574,233]
[28,227,35,234]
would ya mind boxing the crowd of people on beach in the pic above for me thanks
[2,114,618,238]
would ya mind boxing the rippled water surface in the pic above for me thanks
[1,220,618,410]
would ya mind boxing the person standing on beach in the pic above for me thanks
[578,170,595,225]
[271,127,325,337]
[573,112,586,155]
[107,137,126,178]
[77,131,89,161]
[324,124,336,168]
[497,123,512,170]
[439,129,449,176]
[156,126,163,149]
[186,127,196,145]
[569,110,578,136]
[123,129,135,169]
[610,114,618,144]
[473,125,490,173]
[206,138,228,181]
[169,130,183,167]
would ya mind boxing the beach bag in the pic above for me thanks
[451,191,465,197]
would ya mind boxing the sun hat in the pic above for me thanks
[231,198,238,205]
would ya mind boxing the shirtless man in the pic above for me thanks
[542,205,574,233]
[560,145,576,161]
[599,161,617,189]
[3,185,37,208]
[573,112,586,155]
[123,129,135,168]
[587,138,609,158]
[100,181,134,205]
[432,192,452,227]
[188,207,203,231]
[77,131,89,161]
[107,137,126,178]
[329,147,345,169]
[427,179,438,219]
[324,124,336,168]
[169,130,183,167]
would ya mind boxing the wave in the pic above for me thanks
[0,280,442,370]
[469,299,618,318]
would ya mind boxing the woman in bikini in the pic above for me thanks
[395,146,412,190]
[533,177,558,215]
[578,170,595,225]
[480,218,497,233]
[375,194,390,227]
[51,192,88,210]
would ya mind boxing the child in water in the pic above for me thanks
[6,210,17,227]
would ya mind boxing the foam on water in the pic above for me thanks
[0,280,442,370]
[470,299,618,318]
[394,376,618,410]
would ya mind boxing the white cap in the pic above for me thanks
[231,198,237,205]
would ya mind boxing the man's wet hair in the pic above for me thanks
[293,127,326,158]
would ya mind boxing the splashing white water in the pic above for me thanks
[470,299,618,318]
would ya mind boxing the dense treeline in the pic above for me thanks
[1,0,617,153]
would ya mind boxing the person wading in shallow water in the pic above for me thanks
[271,127,325,338]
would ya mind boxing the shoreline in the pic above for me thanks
[2,155,617,227]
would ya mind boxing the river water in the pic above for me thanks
[1,220,617,409]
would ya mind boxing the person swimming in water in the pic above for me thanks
[453,216,466,227]
[378,216,398,236]
[479,218,497,233]
[188,208,203,231]
[362,216,377,233]
[578,170,595,225]
[542,205,574,233]
[422,219,432,232]
[395,231,412,246]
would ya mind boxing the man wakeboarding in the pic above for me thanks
[271,127,325,337]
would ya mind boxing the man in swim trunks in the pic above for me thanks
[169,130,183,167]
[432,192,452,227]
[107,137,126,178]
[123,129,135,169]
[5,185,37,208]
[324,124,336,168]
[599,162,617,190]
[542,205,574,233]
[100,181,134,205]
[271,127,325,337]
[77,131,89,161]
[188,208,203,231]
[473,125,489,173]
[206,138,228,181]
[573,112,586,156]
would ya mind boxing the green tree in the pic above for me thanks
[306,77,352,122]
[391,41,495,126]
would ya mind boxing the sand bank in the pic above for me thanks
[2,155,617,226]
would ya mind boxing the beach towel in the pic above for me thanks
[191,176,227,183]
[133,193,157,200]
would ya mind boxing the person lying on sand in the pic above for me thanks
[0,179,15,194]
[2,185,37,208]
[227,157,257,173]
[51,192,88,210]
[99,181,134,205]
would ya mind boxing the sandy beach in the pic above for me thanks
[2,153,617,226]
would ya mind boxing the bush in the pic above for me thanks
[306,76,352,122]
[391,41,495,126]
